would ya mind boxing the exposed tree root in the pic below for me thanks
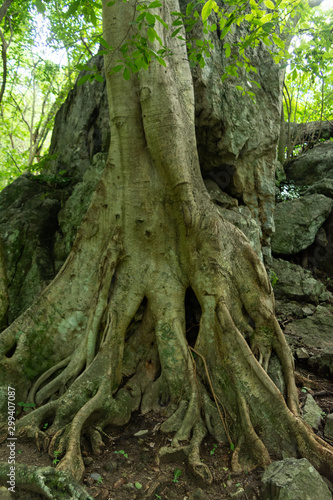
[0,463,92,499]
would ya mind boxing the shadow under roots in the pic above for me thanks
[185,287,201,348]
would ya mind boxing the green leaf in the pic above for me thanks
[94,74,104,83]
[149,0,162,7]
[110,64,124,74]
[66,0,80,17]
[171,27,182,37]
[272,33,284,49]
[262,22,274,33]
[225,42,231,58]
[123,67,131,80]
[230,443,235,451]
[264,0,275,8]
[77,74,91,86]
[34,0,46,13]
[202,0,218,22]
[186,2,194,16]
[135,482,143,489]
[155,15,168,29]
[147,27,156,42]
[145,12,156,25]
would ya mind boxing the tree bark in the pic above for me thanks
[0,0,333,495]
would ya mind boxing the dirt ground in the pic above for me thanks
[1,338,333,499]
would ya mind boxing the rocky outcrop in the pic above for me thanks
[190,13,282,251]
[261,458,332,500]
[285,141,333,186]
[49,54,110,182]
[271,194,333,255]
[269,258,330,303]
[0,174,63,322]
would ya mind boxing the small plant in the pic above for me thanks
[269,270,278,288]
[96,476,103,485]
[210,443,218,455]
[18,402,36,409]
[301,386,311,393]
[222,466,229,472]
[172,468,182,483]
[43,423,49,430]
[53,450,61,465]
[155,495,162,499]
[135,482,142,489]
[114,449,128,458]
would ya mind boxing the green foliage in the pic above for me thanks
[276,181,307,202]
[269,270,278,288]
[114,449,128,458]
[210,443,218,455]
[172,468,182,483]
[52,450,61,465]
[17,401,36,408]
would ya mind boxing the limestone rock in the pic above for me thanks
[272,194,333,255]
[286,142,333,187]
[324,414,333,441]
[49,54,110,182]
[204,179,238,208]
[261,458,332,500]
[285,306,333,351]
[54,153,106,272]
[308,346,333,379]
[304,178,333,199]
[268,258,330,303]
[302,394,322,430]
[0,174,62,322]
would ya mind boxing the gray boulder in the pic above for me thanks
[261,458,332,500]
[268,258,330,303]
[272,194,333,255]
[0,174,62,323]
[304,178,333,199]
[308,346,333,379]
[302,394,323,430]
[324,414,333,441]
[285,306,333,351]
[54,153,107,272]
[286,142,333,187]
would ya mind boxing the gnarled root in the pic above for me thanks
[0,463,91,499]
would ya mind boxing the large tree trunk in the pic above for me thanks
[0,0,333,495]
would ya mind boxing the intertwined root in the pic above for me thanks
[1,212,333,492]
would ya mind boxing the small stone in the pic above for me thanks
[302,394,322,430]
[134,429,149,437]
[296,347,310,360]
[229,488,246,499]
[226,479,233,487]
[324,414,333,440]
[302,306,315,316]
[123,482,135,490]
[84,456,94,466]
[103,460,118,473]
[114,477,125,489]
[90,472,102,482]
[191,488,205,500]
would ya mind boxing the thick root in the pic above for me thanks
[0,463,91,499]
